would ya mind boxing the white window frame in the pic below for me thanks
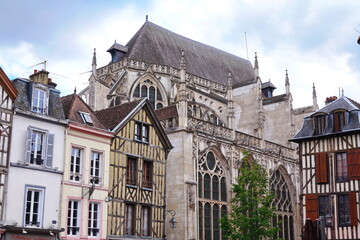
[24,185,45,228]
[25,126,54,168]
[67,200,81,236]
[32,87,48,114]
[79,111,94,125]
[70,147,83,182]
[90,151,102,185]
[88,202,100,237]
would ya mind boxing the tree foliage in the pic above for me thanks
[220,150,279,240]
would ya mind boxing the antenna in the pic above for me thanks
[244,32,249,60]
[28,61,47,70]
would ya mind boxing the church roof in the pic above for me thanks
[122,21,255,87]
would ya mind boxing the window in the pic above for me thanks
[70,147,82,182]
[198,151,228,240]
[141,206,151,237]
[24,186,44,227]
[25,127,54,168]
[32,88,47,114]
[132,80,165,109]
[134,122,149,143]
[67,200,80,236]
[333,111,346,132]
[338,195,350,226]
[88,202,100,237]
[336,152,348,181]
[270,170,295,240]
[314,115,325,135]
[318,196,331,226]
[143,161,153,189]
[79,111,93,125]
[126,157,137,186]
[124,204,136,235]
[90,151,102,185]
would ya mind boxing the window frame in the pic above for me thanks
[26,126,54,168]
[313,114,326,135]
[333,111,346,132]
[79,111,94,125]
[141,205,151,237]
[318,195,331,226]
[336,152,348,182]
[31,87,48,114]
[338,194,351,226]
[142,160,153,189]
[70,147,83,182]
[126,156,138,186]
[67,199,81,236]
[134,121,149,144]
[24,185,45,228]
[90,151,102,185]
[124,203,136,236]
[88,202,100,237]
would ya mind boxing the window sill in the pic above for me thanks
[126,184,138,189]
[10,162,63,174]
[142,187,153,191]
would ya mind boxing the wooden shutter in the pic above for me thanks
[334,112,340,132]
[45,133,54,168]
[349,192,358,226]
[315,153,328,183]
[348,149,360,180]
[306,194,318,222]
[24,127,32,163]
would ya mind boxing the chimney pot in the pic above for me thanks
[34,70,37,73]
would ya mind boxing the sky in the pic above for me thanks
[1,0,360,108]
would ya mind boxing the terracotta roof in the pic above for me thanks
[155,104,178,120]
[120,21,255,87]
[60,93,106,129]
[94,99,143,130]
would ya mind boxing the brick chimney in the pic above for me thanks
[29,69,49,85]
[325,96,337,105]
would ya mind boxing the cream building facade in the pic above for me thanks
[60,93,113,240]
[80,20,318,240]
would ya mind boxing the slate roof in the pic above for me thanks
[262,80,276,89]
[95,99,143,131]
[61,93,106,130]
[12,78,65,120]
[155,104,178,121]
[291,96,360,142]
[119,21,255,87]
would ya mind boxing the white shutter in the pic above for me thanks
[45,133,54,168]
[25,127,32,163]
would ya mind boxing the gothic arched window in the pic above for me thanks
[132,79,165,109]
[270,169,295,240]
[198,150,227,240]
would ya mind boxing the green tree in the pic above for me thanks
[220,150,279,240]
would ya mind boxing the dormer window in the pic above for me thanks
[333,111,346,132]
[32,88,47,114]
[314,114,326,135]
[79,111,93,125]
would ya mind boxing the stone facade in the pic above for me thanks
[80,21,318,239]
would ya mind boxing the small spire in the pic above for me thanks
[146,15,148,21]
[254,52,258,69]
[180,50,186,70]
[312,83,318,107]
[228,72,232,87]
[285,70,290,94]
[74,87,77,94]
[92,48,97,67]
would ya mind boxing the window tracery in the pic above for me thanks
[188,102,226,127]
[132,79,165,109]
[270,169,294,240]
[198,150,227,240]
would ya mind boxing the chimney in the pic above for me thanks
[29,70,49,85]
[325,96,337,105]
[47,78,57,88]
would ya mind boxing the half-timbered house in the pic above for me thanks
[60,93,113,240]
[95,98,172,239]
[292,96,360,239]
[0,68,17,237]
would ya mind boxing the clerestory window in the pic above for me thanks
[132,79,165,109]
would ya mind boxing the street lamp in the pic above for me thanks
[165,210,177,229]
